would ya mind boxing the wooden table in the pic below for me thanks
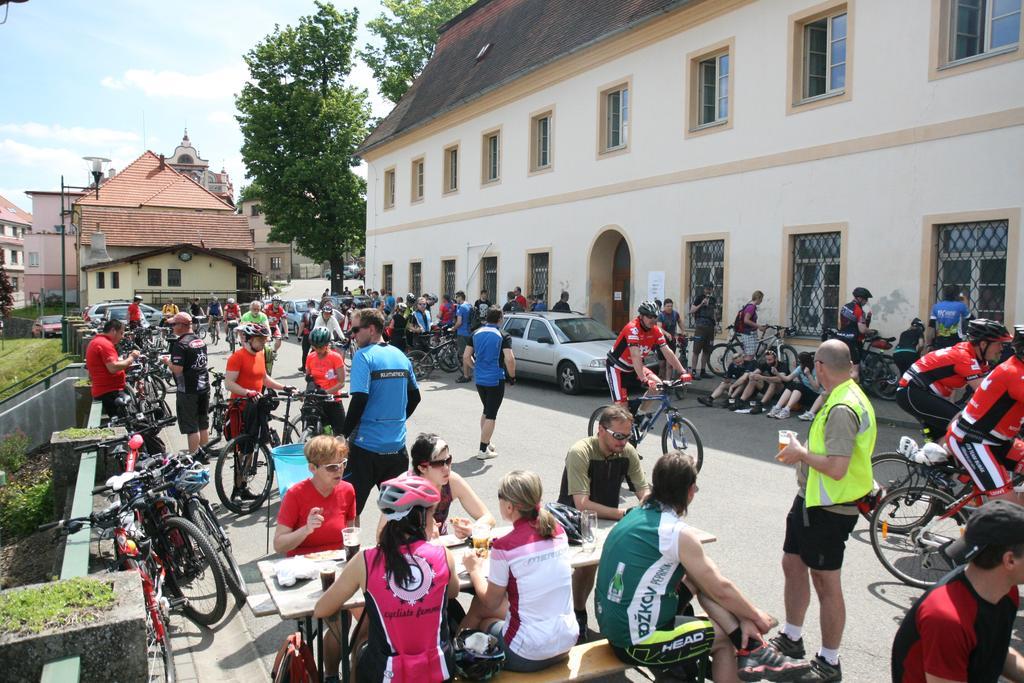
[257,521,717,680]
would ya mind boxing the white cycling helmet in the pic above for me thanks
[227,298,235,304]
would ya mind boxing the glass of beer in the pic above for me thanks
[319,566,336,592]
[471,522,491,557]
[342,527,360,561]
[777,430,796,460]
[580,510,597,552]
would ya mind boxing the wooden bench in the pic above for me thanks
[495,640,629,682]
[246,592,278,618]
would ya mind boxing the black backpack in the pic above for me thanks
[470,305,484,331]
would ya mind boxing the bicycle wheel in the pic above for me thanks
[870,485,966,589]
[215,433,275,515]
[662,415,704,471]
[437,343,460,373]
[408,350,434,380]
[160,515,227,626]
[131,555,176,683]
[587,405,610,437]
[280,416,302,444]
[708,343,738,378]
[872,356,900,401]
[188,498,248,602]
[144,375,167,403]
[777,344,798,373]
[871,452,921,493]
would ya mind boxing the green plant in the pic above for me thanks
[0,479,53,540]
[57,427,114,441]
[0,429,29,473]
[0,577,115,635]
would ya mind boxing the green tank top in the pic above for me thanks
[595,505,688,646]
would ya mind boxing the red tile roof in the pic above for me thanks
[0,193,33,226]
[78,207,253,251]
[81,243,258,273]
[75,151,234,212]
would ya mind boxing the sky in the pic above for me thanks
[0,0,395,214]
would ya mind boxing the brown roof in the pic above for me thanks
[0,193,32,226]
[82,243,258,273]
[78,207,253,251]
[358,0,688,155]
[75,151,234,212]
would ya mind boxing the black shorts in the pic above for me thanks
[691,325,715,355]
[97,390,124,419]
[895,383,959,440]
[842,338,861,364]
[346,444,409,515]
[782,494,858,571]
[476,383,505,420]
[176,391,210,435]
[610,616,715,674]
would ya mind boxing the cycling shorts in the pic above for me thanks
[946,434,1018,497]
[267,323,283,339]
[895,382,959,441]
[605,364,659,404]
[610,616,715,670]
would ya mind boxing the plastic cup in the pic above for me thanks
[471,522,491,557]
[342,527,360,561]
[778,430,792,451]
[319,566,336,592]
[580,510,597,552]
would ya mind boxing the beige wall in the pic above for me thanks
[84,251,240,305]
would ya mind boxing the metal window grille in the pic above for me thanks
[790,232,841,336]
[687,240,725,327]
[936,219,1008,321]
[442,260,456,298]
[529,252,549,299]
[383,264,393,293]
[409,262,422,295]
[482,256,497,300]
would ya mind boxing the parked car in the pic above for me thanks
[283,299,312,335]
[83,300,162,326]
[500,311,659,395]
[32,315,63,338]
[103,306,151,327]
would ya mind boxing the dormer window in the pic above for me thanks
[476,43,492,62]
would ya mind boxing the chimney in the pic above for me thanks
[90,231,111,263]
[107,168,116,179]
[159,154,166,170]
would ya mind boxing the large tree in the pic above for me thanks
[361,0,475,104]
[236,1,371,290]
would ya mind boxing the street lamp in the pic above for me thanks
[59,156,110,349]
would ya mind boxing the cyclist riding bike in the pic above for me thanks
[264,295,287,352]
[304,328,346,435]
[313,304,344,342]
[946,324,1024,503]
[896,318,1011,441]
[223,297,241,322]
[606,301,688,417]
[836,287,874,379]
[207,295,223,336]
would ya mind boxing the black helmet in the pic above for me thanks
[852,287,872,299]
[910,318,924,329]
[1013,325,1024,359]
[637,300,659,318]
[543,502,583,545]
[966,318,1012,343]
[453,630,505,681]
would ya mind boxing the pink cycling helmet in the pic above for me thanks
[378,475,440,517]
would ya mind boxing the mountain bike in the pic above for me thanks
[207,316,221,346]
[296,390,347,441]
[226,320,239,353]
[823,328,900,401]
[708,324,799,378]
[587,379,704,469]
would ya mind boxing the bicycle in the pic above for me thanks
[296,390,347,441]
[708,324,799,378]
[225,319,239,353]
[407,328,460,380]
[586,379,704,469]
[207,316,221,346]
[823,328,900,401]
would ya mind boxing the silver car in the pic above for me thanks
[500,311,657,395]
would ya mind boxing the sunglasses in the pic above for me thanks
[350,326,361,334]
[427,455,453,468]
[605,428,631,441]
[319,460,347,473]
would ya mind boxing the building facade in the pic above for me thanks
[240,198,325,282]
[167,130,235,206]
[359,0,1023,340]
[0,193,32,307]
[23,190,82,306]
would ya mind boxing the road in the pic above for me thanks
[166,279,1020,682]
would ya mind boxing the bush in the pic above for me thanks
[0,429,29,473]
[0,479,53,540]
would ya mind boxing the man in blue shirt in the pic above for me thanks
[463,306,516,460]
[342,307,421,514]
[384,290,395,313]
[454,290,473,383]
[928,285,972,350]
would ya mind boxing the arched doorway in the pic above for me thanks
[588,228,631,330]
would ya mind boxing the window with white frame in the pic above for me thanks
[949,0,1021,63]
[600,84,630,153]
[28,252,39,267]
[443,145,459,193]
[802,9,847,100]
[271,257,282,270]
[411,158,424,202]
[383,168,396,209]
[698,52,729,126]
[482,131,500,184]
[530,111,552,171]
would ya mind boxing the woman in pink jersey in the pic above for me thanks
[462,470,578,672]
[315,476,460,683]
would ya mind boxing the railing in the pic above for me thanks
[0,355,77,402]
[38,400,101,682]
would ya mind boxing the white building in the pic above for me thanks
[0,193,31,307]
[359,0,1023,339]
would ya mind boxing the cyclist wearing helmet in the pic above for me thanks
[896,318,1011,440]
[305,327,346,435]
[313,303,344,341]
[314,476,459,683]
[207,295,222,337]
[836,287,874,378]
[223,297,240,322]
[606,301,686,414]
[893,318,927,375]
[946,324,1024,503]
[264,295,287,351]
[928,285,972,350]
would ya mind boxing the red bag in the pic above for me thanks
[271,631,318,683]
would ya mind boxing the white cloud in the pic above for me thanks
[207,111,236,125]
[0,123,138,146]
[0,140,91,170]
[101,64,249,100]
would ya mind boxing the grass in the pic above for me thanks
[0,339,71,400]
[0,577,115,635]
[7,305,69,320]
[56,428,113,441]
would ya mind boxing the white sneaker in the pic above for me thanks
[798,411,815,421]
[734,407,752,414]
[777,407,791,419]
[765,407,779,418]
[476,448,497,460]
[486,443,497,453]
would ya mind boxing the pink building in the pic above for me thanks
[23,190,82,306]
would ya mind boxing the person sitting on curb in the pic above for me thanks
[697,354,748,407]
[731,350,790,414]
[767,352,820,420]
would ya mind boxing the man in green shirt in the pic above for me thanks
[558,404,650,640]
[240,300,269,326]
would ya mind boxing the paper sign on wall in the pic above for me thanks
[613,291,622,301]
[647,271,665,301]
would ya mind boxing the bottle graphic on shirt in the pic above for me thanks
[608,562,626,603]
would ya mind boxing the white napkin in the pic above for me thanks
[275,557,319,587]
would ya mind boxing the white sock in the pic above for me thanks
[818,647,840,665]
[781,623,802,640]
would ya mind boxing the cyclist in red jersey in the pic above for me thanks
[606,301,688,417]
[895,318,1010,440]
[223,297,241,321]
[946,324,1024,503]
[264,295,287,352]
